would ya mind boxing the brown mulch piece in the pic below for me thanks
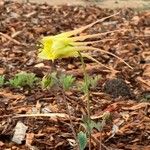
[0,0,150,150]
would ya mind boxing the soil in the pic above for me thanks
[0,0,150,150]
[16,0,150,10]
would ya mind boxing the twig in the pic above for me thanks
[91,135,110,150]
[0,32,21,45]
[13,113,69,118]
[24,11,37,18]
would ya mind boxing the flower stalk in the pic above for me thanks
[78,52,92,150]
[38,12,133,150]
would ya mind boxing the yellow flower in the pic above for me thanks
[38,34,78,61]
[38,13,132,69]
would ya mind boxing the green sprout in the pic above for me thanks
[59,74,76,91]
[9,72,37,88]
[79,75,101,93]
[0,75,5,87]
[90,75,101,89]
[41,72,57,89]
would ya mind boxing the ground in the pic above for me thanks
[15,0,150,10]
[0,0,150,150]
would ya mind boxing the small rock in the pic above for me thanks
[0,0,4,7]
[26,58,35,66]
[12,121,28,144]
[131,16,140,25]
[67,64,75,69]
[0,141,4,147]
[10,12,20,18]
[31,18,39,24]
[103,78,132,98]
[34,63,44,68]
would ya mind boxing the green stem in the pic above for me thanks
[78,52,91,150]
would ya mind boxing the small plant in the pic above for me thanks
[79,75,101,93]
[82,116,101,133]
[143,94,150,101]
[90,75,101,89]
[78,111,110,150]
[41,73,76,91]
[0,75,5,87]
[9,72,37,88]
[41,72,78,147]
[41,72,57,89]
[37,12,132,150]
[59,74,76,91]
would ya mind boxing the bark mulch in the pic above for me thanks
[0,0,150,149]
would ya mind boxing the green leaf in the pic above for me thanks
[79,75,101,94]
[90,75,101,89]
[77,131,87,150]
[59,74,75,91]
[79,75,90,94]
[82,115,101,133]
[90,120,101,131]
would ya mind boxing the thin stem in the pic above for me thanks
[51,61,79,150]
[78,52,92,150]
[99,118,106,150]
[99,130,102,150]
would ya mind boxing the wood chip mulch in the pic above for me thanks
[0,1,150,150]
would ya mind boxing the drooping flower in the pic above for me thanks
[38,33,78,61]
[38,13,132,70]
